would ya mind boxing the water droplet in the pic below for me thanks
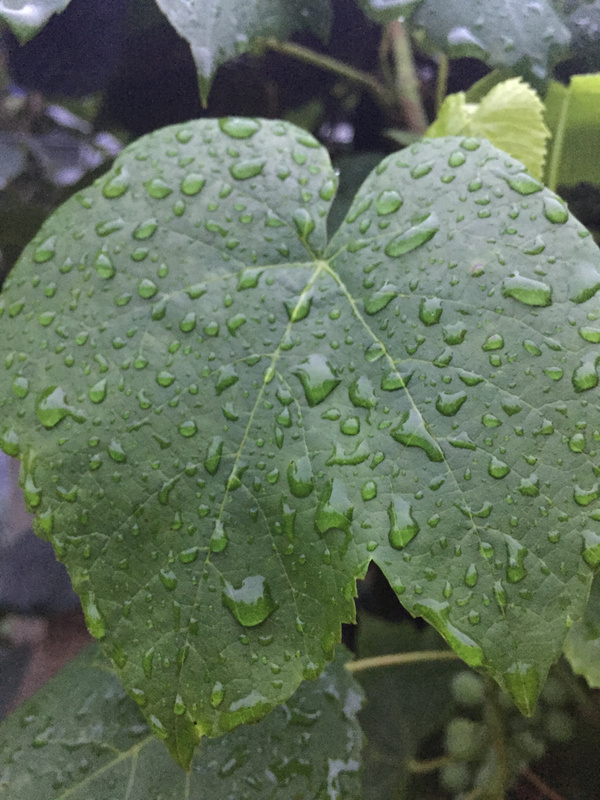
[375,189,403,215]
[219,117,261,139]
[293,208,315,240]
[505,535,528,583]
[133,217,158,240]
[12,376,29,398]
[385,213,439,257]
[572,354,599,392]
[210,681,225,707]
[419,296,443,325]
[81,591,105,638]
[364,282,398,315]
[388,495,419,549]
[159,568,178,591]
[156,370,175,387]
[237,267,263,291]
[138,278,158,299]
[482,333,504,351]
[292,355,340,407]
[222,575,276,626]
[391,408,444,462]
[348,375,377,408]
[488,456,510,478]
[145,178,172,199]
[574,482,599,506]
[569,433,585,453]
[543,197,568,224]
[33,235,56,263]
[448,150,466,168]
[102,166,129,198]
[210,520,229,553]
[215,365,239,395]
[502,272,552,306]
[36,386,84,428]
[88,379,107,403]
[443,321,467,345]
[94,247,116,279]
[0,428,20,457]
[142,647,154,678]
[287,456,314,497]
[229,160,265,180]
[581,529,600,568]
[503,172,543,195]
[579,326,600,343]
[435,390,467,416]
[179,420,197,437]
[340,416,360,435]
[108,439,127,462]
[315,478,354,534]
[361,480,378,500]
[149,715,168,739]
[464,564,478,587]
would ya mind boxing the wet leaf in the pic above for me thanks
[0,0,72,43]
[564,574,600,689]
[0,645,363,799]
[408,0,570,80]
[0,119,599,764]
[154,0,332,104]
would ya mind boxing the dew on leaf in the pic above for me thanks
[340,416,360,435]
[581,529,600,568]
[102,166,129,198]
[108,439,127,462]
[35,386,84,428]
[315,478,354,535]
[138,278,158,299]
[504,535,528,583]
[88,379,107,403]
[179,420,197,437]
[219,117,261,139]
[385,213,439,257]
[543,197,568,224]
[291,355,341,407]
[391,408,444,462]
[210,681,225,707]
[387,495,419,549]
[375,189,403,215]
[133,218,158,240]
[361,480,378,501]
[222,575,276,626]
[435,390,467,417]
[159,568,178,591]
[482,333,504,351]
[94,247,116,279]
[156,371,175,387]
[12,376,29,398]
[364,282,398,315]
[181,173,206,195]
[569,433,585,453]
[229,160,265,180]
[215,364,239,395]
[572,355,599,392]
[145,178,173,199]
[33,236,56,263]
[503,172,543,195]
[488,456,510,478]
[419,296,443,325]
[292,208,315,239]
[81,591,105,639]
[364,342,386,362]
[573,483,599,506]
[502,273,552,307]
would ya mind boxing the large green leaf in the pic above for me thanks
[153,0,332,104]
[408,0,570,80]
[0,0,72,43]
[564,574,600,688]
[544,75,600,191]
[0,644,363,798]
[0,120,599,767]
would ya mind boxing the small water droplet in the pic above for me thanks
[505,535,528,583]
[210,681,225,707]
[543,197,568,224]
[292,208,315,240]
[81,591,105,638]
[572,354,599,393]
[388,495,419,549]
[488,456,510,478]
[482,333,504,351]
[215,364,239,395]
[33,235,56,263]
[348,375,377,408]
[503,172,543,195]
[102,166,129,198]
[464,564,478,587]
[569,432,585,453]
[145,178,172,199]
[574,482,600,506]
[88,379,107,403]
[94,247,116,279]
[229,160,265,180]
[133,217,158,240]
[210,520,229,552]
[419,296,443,325]
[12,376,29,398]
[375,189,403,215]
[385,213,439,257]
[364,282,398,315]
[361,480,378,501]
[581,529,600,567]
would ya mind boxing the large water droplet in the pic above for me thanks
[287,456,314,497]
[88,379,107,404]
[385,213,439,257]
[387,495,419,549]
[391,408,444,462]
[292,355,341,407]
[219,117,261,139]
[435,390,467,416]
[348,375,377,408]
[364,282,398,315]
[504,535,528,583]
[375,189,403,215]
[572,354,599,392]
[210,520,229,553]
[36,386,84,428]
[488,456,510,478]
[133,217,158,240]
[33,235,56,263]
[216,364,239,395]
[102,166,129,198]
[502,272,552,306]
[81,591,105,638]
[581,529,600,568]
[419,296,443,325]
[222,576,276,626]
[574,482,599,506]
[503,172,543,195]
[315,478,354,534]
[543,197,568,224]
[229,160,265,180]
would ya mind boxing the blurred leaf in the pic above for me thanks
[0,133,26,190]
[564,575,600,688]
[545,74,600,190]
[426,78,550,179]
[355,614,461,800]
[153,0,333,105]
[560,0,600,71]
[408,0,570,80]
[0,645,364,799]
[0,0,72,43]
[357,0,422,24]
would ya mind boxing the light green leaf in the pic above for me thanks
[0,645,363,798]
[0,0,72,43]
[564,575,600,688]
[0,120,599,766]
[357,0,422,24]
[154,0,332,105]
[426,78,550,180]
[408,0,570,80]
[545,74,600,191]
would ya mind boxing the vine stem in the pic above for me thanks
[260,38,393,109]
[384,19,429,134]
[522,768,568,800]
[546,86,570,193]
[346,649,459,673]
[406,755,452,774]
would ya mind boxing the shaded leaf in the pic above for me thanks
[544,74,600,191]
[564,574,600,688]
[0,133,26,191]
[0,120,599,766]
[0,0,72,43]
[426,78,550,180]
[154,0,333,104]
[0,644,363,798]
[357,0,422,24]
[408,0,570,80]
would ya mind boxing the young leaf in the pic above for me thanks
[544,74,600,191]
[0,0,72,43]
[564,575,600,689]
[0,644,363,798]
[0,119,599,766]
[408,0,570,80]
[153,0,333,105]
[426,78,550,180]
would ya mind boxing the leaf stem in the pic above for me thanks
[260,38,393,109]
[385,20,429,134]
[406,755,452,774]
[436,53,449,115]
[346,649,459,673]
[521,767,568,800]
[546,86,571,192]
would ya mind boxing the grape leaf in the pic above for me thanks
[407,0,570,80]
[0,0,72,43]
[426,78,550,180]
[0,119,599,768]
[564,574,600,689]
[153,0,333,105]
[0,644,363,798]
[544,74,600,191]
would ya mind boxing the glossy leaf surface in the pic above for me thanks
[0,0,72,43]
[409,0,570,80]
[0,645,363,798]
[0,120,599,765]
[154,0,332,104]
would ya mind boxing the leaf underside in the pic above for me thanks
[153,0,333,104]
[0,119,599,766]
[0,645,363,798]
[0,0,72,43]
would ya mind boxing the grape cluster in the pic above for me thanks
[438,669,576,798]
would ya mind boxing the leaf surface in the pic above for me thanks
[408,0,570,80]
[357,0,422,24]
[0,644,363,798]
[0,119,599,764]
[154,0,332,104]
[564,575,600,688]
[0,0,72,43]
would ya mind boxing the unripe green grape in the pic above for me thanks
[544,709,574,743]
[540,676,568,707]
[445,718,486,761]
[512,730,546,762]
[440,762,472,794]
[451,671,486,708]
